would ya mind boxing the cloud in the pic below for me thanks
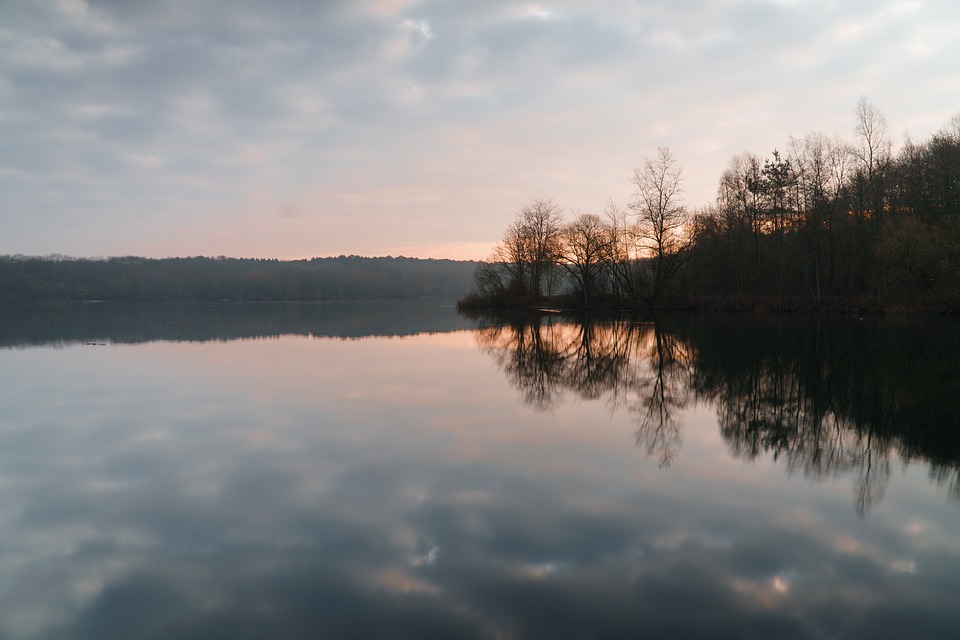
[1,0,958,258]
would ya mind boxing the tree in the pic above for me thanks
[630,147,690,307]
[518,198,564,300]
[715,152,766,297]
[487,197,564,303]
[603,198,647,306]
[853,96,891,223]
[560,213,611,308]
[789,132,853,301]
[760,149,797,303]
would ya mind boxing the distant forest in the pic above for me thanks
[464,100,960,314]
[0,255,477,302]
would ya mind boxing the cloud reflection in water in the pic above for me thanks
[0,307,958,638]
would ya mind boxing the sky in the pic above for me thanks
[1,0,958,261]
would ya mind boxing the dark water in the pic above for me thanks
[1,301,958,639]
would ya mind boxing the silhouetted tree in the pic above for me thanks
[629,147,690,308]
[603,199,648,307]
[560,213,611,308]
[853,96,892,224]
[484,198,564,305]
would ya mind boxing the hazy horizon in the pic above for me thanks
[2,252,481,261]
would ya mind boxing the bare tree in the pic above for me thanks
[630,147,690,307]
[715,152,765,297]
[560,213,610,308]
[488,197,564,303]
[470,259,509,304]
[789,132,833,300]
[854,96,890,177]
[853,96,892,221]
[603,198,647,306]
[519,198,564,300]
[948,112,960,140]
[828,136,854,201]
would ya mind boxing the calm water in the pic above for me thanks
[1,301,958,639]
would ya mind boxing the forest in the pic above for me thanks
[0,254,477,302]
[463,100,960,314]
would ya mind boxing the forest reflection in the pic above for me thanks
[473,314,960,514]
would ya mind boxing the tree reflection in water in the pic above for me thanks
[629,326,692,467]
[474,315,688,466]
[472,313,960,514]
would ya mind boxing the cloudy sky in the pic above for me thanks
[1,0,958,260]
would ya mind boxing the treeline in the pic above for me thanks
[0,255,477,302]
[463,100,960,313]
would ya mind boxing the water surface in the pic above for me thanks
[1,302,958,639]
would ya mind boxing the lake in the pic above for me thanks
[1,301,958,639]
